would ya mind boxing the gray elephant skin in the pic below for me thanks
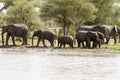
[1,24,28,46]
[117,27,120,43]
[32,30,55,47]
[76,30,101,48]
[76,25,118,44]
[58,35,74,48]
[95,31,105,44]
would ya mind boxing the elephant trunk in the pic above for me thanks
[1,32,4,46]
[119,34,120,43]
[32,36,34,46]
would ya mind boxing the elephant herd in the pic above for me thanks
[1,24,120,48]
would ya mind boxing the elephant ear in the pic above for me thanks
[113,25,118,33]
[2,24,8,30]
[86,31,93,37]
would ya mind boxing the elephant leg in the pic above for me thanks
[98,42,101,48]
[60,43,62,48]
[101,39,104,44]
[113,35,117,44]
[42,39,47,47]
[21,38,24,45]
[11,35,16,46]
[22,37,25,45]
[86,39,90,48]
[70,42,73,48]
[37,37,41,46]
[105,37,110,44]
[63,43,65,48]
[93,41,98,48]
[6,33,10,46]
[119,35,120,43]
[22,37,27,45]
[69,44,71,48]
[82,42,85,48]
[50,40,54,47]
[97,40,101,48]
[24,36,27,45]
[77,40,80,48]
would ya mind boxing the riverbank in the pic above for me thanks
[0,38,120,50]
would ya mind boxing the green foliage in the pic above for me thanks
[1,0,120,34]
[102,44,120,50]
[0,12,4,28]
[40,0,98,35]
[4,0,44,31]
[41,0,74,35]
[112,6,120,27]
[91,0,114,24]
[71,0,98,26]
[69,26,76,37]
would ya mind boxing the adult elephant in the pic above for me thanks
[58,35,74,48]
[32,30,55,47]
[1,24,28,46]
[95,31,105,44]
[76,30,87,48]
[76,25,118,44]
[116,27,120,43]
[76,30,101,48]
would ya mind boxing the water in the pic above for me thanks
[0,48,120,80]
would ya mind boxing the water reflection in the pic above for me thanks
[0,48,120,80]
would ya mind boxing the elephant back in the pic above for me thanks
[76,30,88,38]
[9,24,28,30]
[43,30,55,40]
[59,35,73,44]
[8,24,28,37]
[102,25,118,36]
[86,31,99,40]
[76,25,94,33]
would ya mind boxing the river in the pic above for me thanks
[0,48,120,80]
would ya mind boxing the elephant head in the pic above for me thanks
[1,24,8,46]
[86,31,101,48]
[117,27,120,43]
[32,31,38,46]
[32,30,43,46]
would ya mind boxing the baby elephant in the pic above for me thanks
[58,35,74,48]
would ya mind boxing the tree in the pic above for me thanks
[41,0,74,35]
[70,0,97,26]
[40,0,98,35]
[90,0,114,24]
[4,0,43,31]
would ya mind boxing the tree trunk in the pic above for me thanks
[63,26,66,35]
[66,26,69,35]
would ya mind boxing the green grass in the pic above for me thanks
[101,44,120,50]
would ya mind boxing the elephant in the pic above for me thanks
[76,30,88,48]
[76,30,101,48]
[1,24,28,46]
[117,27,120,43]
[58,35,74,48]
[95,31,105,44]
[32,30,55,47]
[76,25,118,44]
